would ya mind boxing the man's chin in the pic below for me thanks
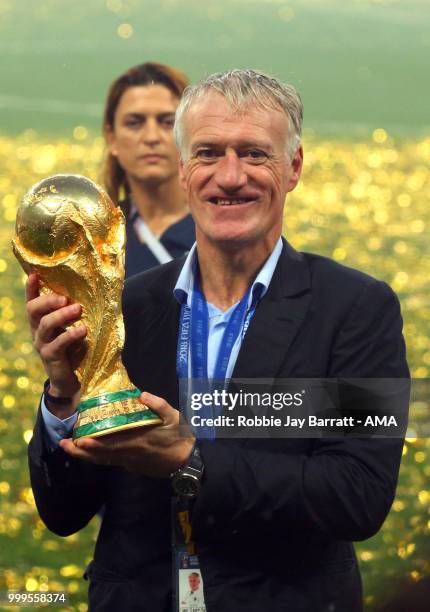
[205,233,259,252]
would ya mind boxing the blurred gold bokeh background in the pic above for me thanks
[1,130,429,610]
[1,0,430,609]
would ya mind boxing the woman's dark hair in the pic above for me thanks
[102,62,188,209]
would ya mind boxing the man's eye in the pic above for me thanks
[242,150,268,162]
[196,150,219,160]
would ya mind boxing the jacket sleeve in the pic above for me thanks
[28,401,109,536]
[193,280,409,543]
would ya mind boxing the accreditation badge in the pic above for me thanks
[172,498,206,612]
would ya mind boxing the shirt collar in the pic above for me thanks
[174,242,198,306]
[173,237,283,308]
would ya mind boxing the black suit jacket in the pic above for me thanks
[28,240,409,612]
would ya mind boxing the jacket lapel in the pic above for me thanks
[128,261,183,408]
[232,239,311,379]
[146,295,181,407]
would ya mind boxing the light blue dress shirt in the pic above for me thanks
[174,238,283,379]
[42,238,284,448]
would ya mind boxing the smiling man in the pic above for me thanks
[27,70,408,612]
[177,91,301,255]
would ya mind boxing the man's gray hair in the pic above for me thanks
[174,69,303,160]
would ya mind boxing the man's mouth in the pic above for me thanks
[208,197,255,206]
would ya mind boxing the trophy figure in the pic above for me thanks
[12,174,162,440]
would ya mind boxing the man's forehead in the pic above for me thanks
[184,93,288,144]
[188,93,284,122]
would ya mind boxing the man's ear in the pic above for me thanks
[286,145,303,194]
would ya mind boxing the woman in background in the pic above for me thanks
[103,62,195,277]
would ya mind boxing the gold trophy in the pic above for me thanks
[12,174,162,440]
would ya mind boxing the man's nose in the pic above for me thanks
[141,119,161,144]
[214,150,247,191]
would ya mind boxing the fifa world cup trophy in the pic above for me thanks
[12,174,162,440]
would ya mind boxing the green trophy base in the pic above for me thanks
[73,388,162,440]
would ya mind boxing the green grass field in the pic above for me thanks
[0,0,429,137]
[1,1,430,610]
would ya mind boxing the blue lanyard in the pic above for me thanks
[177,274,256,381]
[176,272,260,438]
[190,274,210,379]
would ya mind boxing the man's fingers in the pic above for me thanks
[75,429,151,452]
[26,273,40,302]
[60,438,113,466]
[36,303,83,344]
[139,392,175,423]
[74,437,111,451]
[27,292,69,332]
[60,438,92,460]
[38,325,87,362]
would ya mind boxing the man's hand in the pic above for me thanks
[26,272,86,417]
[59,392,195,478]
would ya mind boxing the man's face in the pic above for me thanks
[188,573,200,592]
[179,94,302,251]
